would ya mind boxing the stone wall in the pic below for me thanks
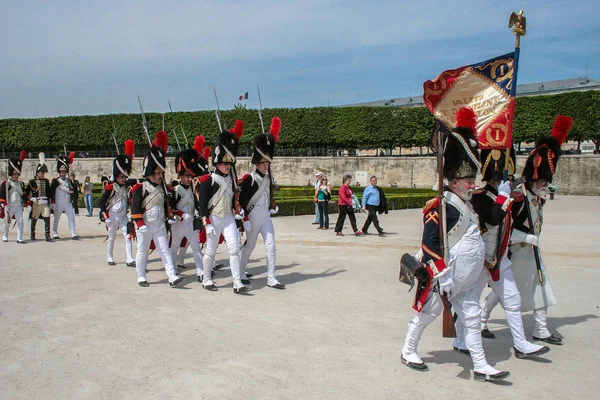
[12,155,600,195]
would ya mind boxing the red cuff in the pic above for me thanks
[175,210,184,218]
[135,220,145,228]
[495,194,513,212]
[428,258,447,276]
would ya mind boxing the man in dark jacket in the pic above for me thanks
[361,176,387,236]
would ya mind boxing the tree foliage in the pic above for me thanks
[1,91,598,152]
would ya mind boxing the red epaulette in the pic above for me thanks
[242,173,251,181]
[52,178,58,183]
[104,183,114,191]
[512,191,524,202]
[0,180,6,187]
[200,174,211,183]
[131,183,143,193]
[422,197,439,214]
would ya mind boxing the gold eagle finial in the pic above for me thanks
[508,10,526,37]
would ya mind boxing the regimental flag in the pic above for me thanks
[239,91,249,101]
[423,52,516,149]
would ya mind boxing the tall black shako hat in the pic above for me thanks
[522,115,572,183]
[175,135,207,177]
[480,147,516,182]
[36,153,48,173]
[212,120,244,166]
[8,151,28,176]
[142,130,168,177]
[56,152,75,173]
[112,140,135,179]
[443,107,480,180]
[251,117,281,165]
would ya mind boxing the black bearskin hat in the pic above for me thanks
[175,148,203,177]
[112,139,135,179]
[8,151,27,176]
[443,108,480,180]
[480,147,516,182]
[142,131,168,177]
[36,153,48,173]
[251,117,281,165]
[56,152,75,173]
[522,115,572,183]
[212,120,243,166]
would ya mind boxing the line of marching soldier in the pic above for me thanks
[399,109,571,382]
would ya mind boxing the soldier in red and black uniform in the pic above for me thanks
[169,136,208,282]
[130,131,184,288]
[99,140,139,266]
[466,148,550,359]
[238,117,285,289]
[198,121,248,294]
[26,153,53,242]
[482,115,572,346]
[400,108,510,382]
[1,151,28,243]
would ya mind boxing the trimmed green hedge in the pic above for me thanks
[2,91,598,152]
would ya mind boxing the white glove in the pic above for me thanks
[235,209,245,220]
[38,199,48,205]
[30,198,38,205]
[269,206,279,215]
[438,273,455,298]
[243,220,252,233]
[105,218,112,227]
[182,213,192,221]
[511,229,539,246]
[168,219,178,225]
[498,181,511,197]
[205,224,216,239]
[138,225,147,233]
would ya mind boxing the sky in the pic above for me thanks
[1,0,598,119]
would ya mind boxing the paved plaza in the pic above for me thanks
[1,195,599,399]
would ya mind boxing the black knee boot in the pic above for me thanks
[44,217,52,242]
[30,218,37,240]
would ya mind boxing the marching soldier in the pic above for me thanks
[1,151,28,243]
[239,117,285,289]
[481,115,572,345]
[130,131,184,288]
[50,152,79,240]
[98,140,137,266]
[198,121,248,294]
[458,148,549,359]
[400,108,510,382]
[169,136,208,282]
[26,153,53,242]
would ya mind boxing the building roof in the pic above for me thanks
[344,77,600,108]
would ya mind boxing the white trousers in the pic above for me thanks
[176,242,190,266]
[3,204,23,241]
[202,214,243,289]
[482,290,551,339]
[52,199,76,237]
[240,209,279,285]
[106,212,133,263]
[135,222,178,283]
[170,220,203,277]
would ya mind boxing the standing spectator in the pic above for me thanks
[83,176,93,217]
[312,172,324,225]
[361,175,387,236]
[70,173,81,216]
[334,175,363,237]
[314,177,331,230]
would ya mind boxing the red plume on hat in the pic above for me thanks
[125,139,135,160]
[68,151,75,164]
[153,130,169,153]
[551,115,573,145]
[19,150,28,162]
[229,120,244,141]
[455,107,478,133]
[203,146,211,160]
[193,135,206,156]
[270,117,281,143]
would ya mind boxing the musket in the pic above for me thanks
[256,84,277,210]
[213,86,226,131]
[518,181,545,285]
[111,118,120,155]
[180,127,190,148]
[167,101,182,152]
[436,125,456,338]
[137,96,174,220]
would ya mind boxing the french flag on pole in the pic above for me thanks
[239,91,248,101]
[423,52,517,149]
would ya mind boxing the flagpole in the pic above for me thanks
[507,10,526,174]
